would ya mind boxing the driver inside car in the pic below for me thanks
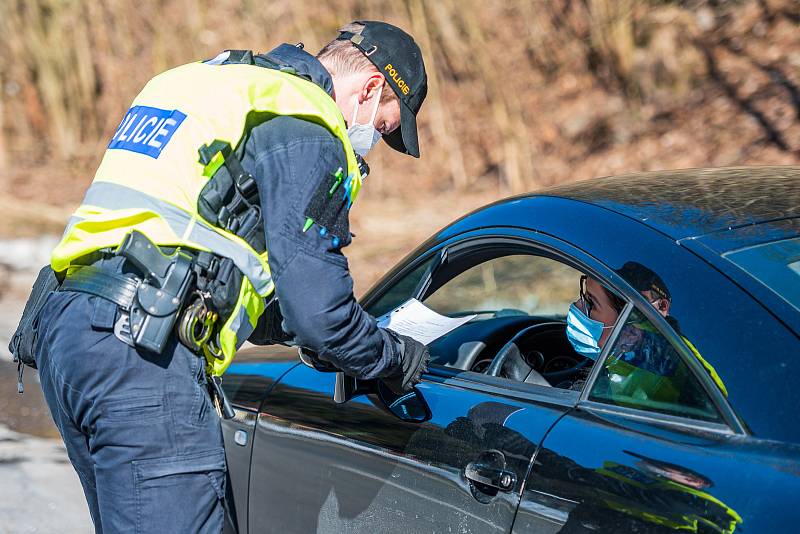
[561,273,625,390]
[566,271,684,396]
[567,274,626,357]
[568,263,727,401]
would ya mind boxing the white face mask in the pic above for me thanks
[347,84,383,157]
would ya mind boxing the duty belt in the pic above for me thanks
[62,231,195,354]
[60,230,224,357]
[62,265,218,353]
[60,231,235,418]
[61,266,139,310]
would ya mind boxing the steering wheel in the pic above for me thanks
[486,322,565,386]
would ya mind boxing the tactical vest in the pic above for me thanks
[52,55,363,375]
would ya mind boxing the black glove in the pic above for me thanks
[383,332,430,395]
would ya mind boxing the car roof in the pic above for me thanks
[535,166,800,243]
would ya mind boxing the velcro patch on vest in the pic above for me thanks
[108,105,187,159]
[303,168,350,246]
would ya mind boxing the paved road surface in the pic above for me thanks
[0,238,93,532]
[0,424,92,533]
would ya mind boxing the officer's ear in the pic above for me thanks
[359,73,385,104]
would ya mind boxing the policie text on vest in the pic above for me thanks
[109,105,187,159]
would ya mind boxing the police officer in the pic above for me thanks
[34,21,429,533]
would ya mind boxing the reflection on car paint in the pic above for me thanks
[228,169,800,533]
[245,363,567,533]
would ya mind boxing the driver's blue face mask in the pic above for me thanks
[566,302,613,360]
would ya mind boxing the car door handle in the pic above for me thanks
[234,430,248,446]
[464,461,517,492]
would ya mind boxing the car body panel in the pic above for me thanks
[222,407,258,534]
[681,218,800,336]
[516,406,800,533]
[686,217,800,254]
[222,167,800,533]
[246,363,572,533]
[541,166,800,241]
[221,347,299,533]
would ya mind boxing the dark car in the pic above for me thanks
[221,167,800,534]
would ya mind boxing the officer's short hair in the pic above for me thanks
[317,22,398,105]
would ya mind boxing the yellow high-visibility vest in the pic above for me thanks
[52,57,363,375]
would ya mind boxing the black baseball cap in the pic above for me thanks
[337,21,428,157]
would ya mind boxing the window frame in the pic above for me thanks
[360,227,744,434]
[579,300,744,435]
[420,242,582,316]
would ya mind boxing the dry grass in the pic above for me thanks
[0,193,71,237]
[0,0,799,291]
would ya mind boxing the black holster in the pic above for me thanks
[58,231,196,355]
[117,231,196,355]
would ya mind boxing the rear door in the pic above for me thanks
[514,302,800,533]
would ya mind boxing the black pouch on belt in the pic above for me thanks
[9,265,62,370]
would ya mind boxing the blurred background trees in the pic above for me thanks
[1,0,798,200]
[0,0,798,282]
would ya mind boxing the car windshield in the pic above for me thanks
[723,236,800,313]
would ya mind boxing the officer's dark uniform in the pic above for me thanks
[33,36,427,533]
[243,44,405,378]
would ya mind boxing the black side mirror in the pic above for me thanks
[331,371,430,422]
[376,381,431,422]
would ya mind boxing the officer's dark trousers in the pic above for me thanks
[35,290,226,533]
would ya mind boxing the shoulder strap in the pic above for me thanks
[204,49,255,65]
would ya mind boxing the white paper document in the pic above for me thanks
[376,298,476,345]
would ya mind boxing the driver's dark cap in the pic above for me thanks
[337,21,427,157]
[617,261,671,301]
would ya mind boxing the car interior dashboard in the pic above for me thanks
[427,313,591,391]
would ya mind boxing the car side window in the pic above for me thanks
[367,246,588,385]
[367,256,436,319]
[588,308,722,423]
[419,253,583,371]
[423,254,580,317]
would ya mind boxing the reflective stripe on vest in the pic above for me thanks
[51,58,362,375]
[229,303,254,346]
[73,181,273,296]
